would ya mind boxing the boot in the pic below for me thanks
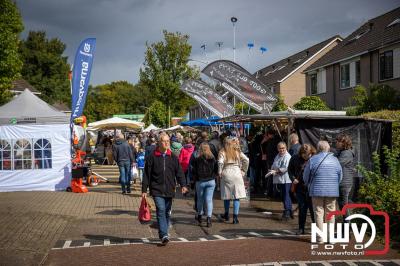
[197,215,202,225]
[219,212,229,222]
[207,217,212,227]
[232,214,239,224]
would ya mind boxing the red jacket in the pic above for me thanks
[179,144,195,173]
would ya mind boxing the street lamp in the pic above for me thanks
[216,42,223,60]
[231,17,238,63]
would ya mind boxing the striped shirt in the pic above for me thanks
[303,152,342,197]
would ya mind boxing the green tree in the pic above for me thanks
[351,84,400,115]
[139,30,197,127]
[234,102,257,115]
[19,31,70,104]
[0,0,24,104]
[271,94,287,112]
[293,96,330,111]
[84,81,153,123]
[142,100,167,128]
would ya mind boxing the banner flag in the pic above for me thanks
[70,38,96,121]
[201,60,277,114]
[180,79,234,118]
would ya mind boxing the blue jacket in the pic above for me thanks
[303,152,342,197]
[136,152,145,169]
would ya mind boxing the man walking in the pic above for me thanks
[303,140,342,243]
[113,133,135,194]
[142,132,188,245]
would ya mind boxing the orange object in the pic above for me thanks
[71,178,88,193]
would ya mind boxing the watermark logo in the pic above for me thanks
[311,204,389,256]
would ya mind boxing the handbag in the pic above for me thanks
[138,196,151,224]
[131,165,138,179]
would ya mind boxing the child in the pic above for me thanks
[136,148,145,183]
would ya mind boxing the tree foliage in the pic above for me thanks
[350,84,400,115]
[19,31,70,104]
[271,94,288,112]
[293,96,330,111]
[142,100,168,128]
[0,0,24,104]
[357,147,400,241]
[84,81,153,123]
[139,30,197,126]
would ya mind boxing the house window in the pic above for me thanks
[380,50,393,80]
[14,139,32,170]
[356,61,361,85]
[0,140,12,171]
[310,74,317,95]
[34,139,52,169]
[340,63,350,88]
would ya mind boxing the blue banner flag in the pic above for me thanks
[70,38,96,121]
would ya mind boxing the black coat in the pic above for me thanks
[142,148,186,198]
[192,156,218,182]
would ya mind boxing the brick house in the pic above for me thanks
[255,35,342,106]
[304,7,400,110]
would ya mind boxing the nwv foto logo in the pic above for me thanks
[311,204,390,255]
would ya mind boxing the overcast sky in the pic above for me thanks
[16,0,400,86]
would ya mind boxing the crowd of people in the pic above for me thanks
[96,128,355,245]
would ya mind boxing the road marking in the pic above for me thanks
[104,239,110,246]
[213,235,227,240]
[141,238,150,243]
[199,238,208,241]
[248,232,263,237]
[178,238,189,242]
[62,240,72,249]
[83,242,90,247]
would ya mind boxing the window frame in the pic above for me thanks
[340,63,351,89]
[310,73,318,95]
[379,50,393,81]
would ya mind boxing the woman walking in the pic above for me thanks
[192,142,218,227]
[218,137,249,224]
[288,144,316,234]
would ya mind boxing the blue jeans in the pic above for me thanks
[118,160,131,192]
[196,179,216,217]
[153,196,172,239]
[296,188,314,231]
[224,199,240,215]
[278,183,292,217]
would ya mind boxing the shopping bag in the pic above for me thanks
[138,196,151,224]
[131,165,138,179]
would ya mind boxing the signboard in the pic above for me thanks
[202,60,278,114]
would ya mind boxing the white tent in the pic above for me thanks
[164,125,198,132]
[142,124,159,133]
[88,117,144,130]
[0,89,71,192]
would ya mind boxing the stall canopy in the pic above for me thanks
[220,111,392,172]
[0,89,69,125]
[164,125,199,132]
[181,116,222,127]
[0,89,71,192]
[142,124,159,133]
[88,117,144,130]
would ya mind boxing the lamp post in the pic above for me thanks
[216,42,223,60]
[231,17,238,63]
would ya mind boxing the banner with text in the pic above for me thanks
[201,60,277,114]
[180,79,234,118]
[71,38,96,122]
